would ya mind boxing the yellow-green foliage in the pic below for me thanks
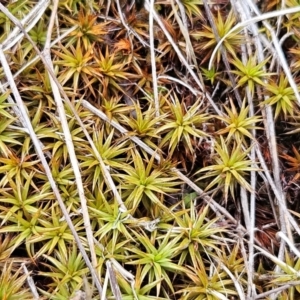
[1,0,300,299]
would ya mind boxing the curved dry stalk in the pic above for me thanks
[244,0,300,106]
[158,75,198,95]
[208,4,300,105]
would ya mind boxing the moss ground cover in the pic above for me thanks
[1,0,300,299]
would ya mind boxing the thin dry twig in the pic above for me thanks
[44,0,98,271]
[232,1,259,296]
[22,263,39,299]
[208,5,300,105]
